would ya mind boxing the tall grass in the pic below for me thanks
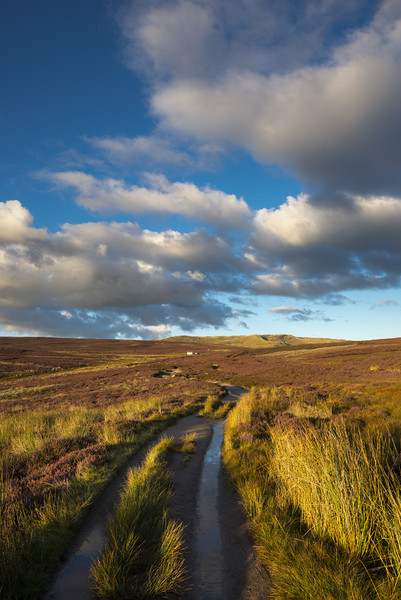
[381,480,401,590]
[223,386,401,599]
[270,420,388,556]
[0,473,97,600]
[224,386,295,449]
[0,394,202,599]
[199,394,232,419]
[91,438,186,599]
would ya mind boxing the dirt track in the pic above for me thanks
[168,421,271,599]
[168,385,271,600]
[42,385,270,600]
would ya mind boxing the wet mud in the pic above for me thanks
[192,422,225,599]
[42,413,213,600]
[42,384,271,600]
[171,385,271,600]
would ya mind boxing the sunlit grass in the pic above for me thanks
[198,394,233,419]
[0,392,202,599]
[223,386,401,599]
[91,438,186,599]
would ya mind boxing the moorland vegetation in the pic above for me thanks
[224,382,401,599]
[0,338,221,599]
[92,434,196,599]
[2,335,401,599]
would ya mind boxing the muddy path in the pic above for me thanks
[42,385,270,600]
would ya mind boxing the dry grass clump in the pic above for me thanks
[176,432,197,460]
[223,386,401,599]
[199,394,233,419]
[270,419,391,556]
[91,438,186,599]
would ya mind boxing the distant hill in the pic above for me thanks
[161,333,344,349]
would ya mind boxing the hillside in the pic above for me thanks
[162,333,344,349]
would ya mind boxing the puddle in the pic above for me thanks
[193,421,225,600]
[44,525,104,600]
[43,388,247,600]
[222,385,248,402]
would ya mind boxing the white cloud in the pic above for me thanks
[372,298,399,308]
[88,135,192,168]
[0,201,247,337]
[86,133,226,172]
[42,171,251,229]
[269,305,299,313]
[253,193,401,250]
[128,323,171,337]
[251,191,401,297]
[60,310,73,319]
[186,270,206,281]
[3,182,401,336]
[122,0,374,78]
[136,0,401,195]
[136,1,221,79]
[0,200,47,243]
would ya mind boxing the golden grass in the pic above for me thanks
[0,394,201,600]
[91,438,186,599]
[223,387,401,599]
[162,333,343,349]
[198,394,232,419]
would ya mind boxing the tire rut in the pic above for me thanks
[42,385,271,600]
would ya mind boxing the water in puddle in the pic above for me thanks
[193,421,225,600]
[43,524,104,600]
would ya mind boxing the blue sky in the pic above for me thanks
[1,0,401,340]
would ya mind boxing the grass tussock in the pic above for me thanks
[199,394,233,419]
[175,432,197,464]
[223,386,401,599]
[270,419,391,556]
[91,437,186,599]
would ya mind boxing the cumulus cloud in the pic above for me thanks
[0,200,47,243]
[3,184,401,337]
[86,134,226,173]
[152,52,401,195]
[118,0,401,196]
[251,192,401,296]
[128,1,222,80]
[253,193,401,250]
[42,170,251,229]
[121,0,375,79]
[0,200,250,337]
[88,135,192,168]
[0,222,245,310]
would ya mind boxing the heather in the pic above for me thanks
[0,340,220,600]
[224,386,401,599]
[2,335,401,598]
[0,398,202,599]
